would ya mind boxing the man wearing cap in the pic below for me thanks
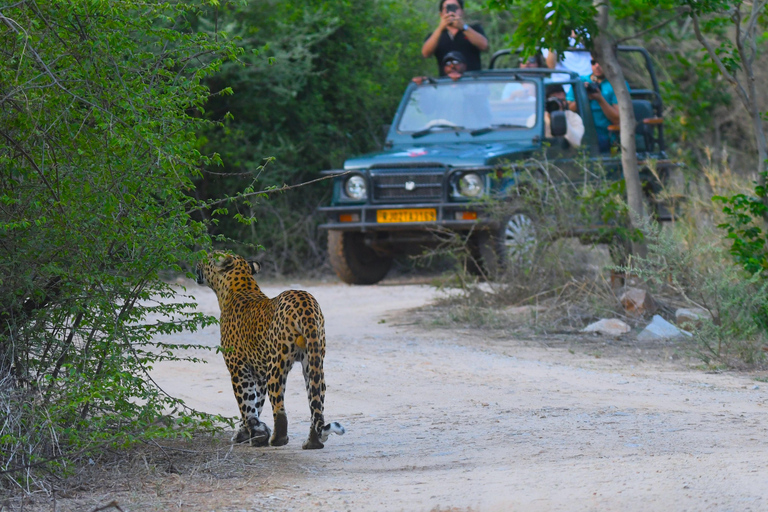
[410,51,492,130]
[441,51,467,80]
[411,51,467,85]
[421,0,488,76]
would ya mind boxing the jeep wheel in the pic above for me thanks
[328,230,393,285]
[477,212,538,279]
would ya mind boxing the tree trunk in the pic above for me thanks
[690,5,768,196]
[751,107,768,177]
[594,0,647,257]
[741,34,768,181]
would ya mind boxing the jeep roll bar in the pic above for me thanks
[489,46,662,114]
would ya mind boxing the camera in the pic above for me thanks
[585,82,599,94]
[545,97,567,113]
[446,4,459,13]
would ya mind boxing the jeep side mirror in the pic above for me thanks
[380,124,392,149]
[550,111,567,137]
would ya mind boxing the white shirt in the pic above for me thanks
[542,37,592,82]
[544,110,584,148]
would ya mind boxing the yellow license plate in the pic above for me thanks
[376,208,437,223]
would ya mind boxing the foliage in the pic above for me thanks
[628,219,768,368]
[714,175,768,274]
[0,0,239,489]
[485,0,597,56]
[194,0,432,274]
[427,153,639,305]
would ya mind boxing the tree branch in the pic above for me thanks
[192,171,351,213]
[616,9,688,43]
[690,13,751,109]
[743,0,767,48]
[0,129,66,216]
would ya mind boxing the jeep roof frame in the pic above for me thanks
[489,46,663,116]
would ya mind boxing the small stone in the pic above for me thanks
[675,307,712,329]
[582,318,631,336]
[620,287,657,316]
[637,314,692,341]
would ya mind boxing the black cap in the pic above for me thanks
[545,83,566,96]
[442,51,466,66]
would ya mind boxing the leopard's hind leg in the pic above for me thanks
[299,316,345,449]
[228,362,270,447]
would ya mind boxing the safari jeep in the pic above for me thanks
[318,47,673,284]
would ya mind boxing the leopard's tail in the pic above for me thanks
[300,306,345,445]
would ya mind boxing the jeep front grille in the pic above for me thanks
[370,171,444,203]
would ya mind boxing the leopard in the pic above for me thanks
[196,251,345,449]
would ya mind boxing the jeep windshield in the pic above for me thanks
[397,79,538,135]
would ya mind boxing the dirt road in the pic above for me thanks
[140,278,768,512]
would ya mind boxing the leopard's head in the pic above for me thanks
[196,251,261,292]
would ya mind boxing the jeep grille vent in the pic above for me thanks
[370,171,444,203]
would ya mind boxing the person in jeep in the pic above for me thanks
[421,0,488,76]
[410,52,492,130]
[544,83,584,147]
[412,50,468,85]
[441,51,467,80]
[566,54,621,152]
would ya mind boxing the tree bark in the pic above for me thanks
[691,6,768,184]
[593,0,647,256]
[738,6,768,182]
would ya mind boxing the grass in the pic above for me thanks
[416,154,768,370]
[0,432,284,511]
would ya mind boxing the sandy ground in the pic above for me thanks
[33,277,768,511]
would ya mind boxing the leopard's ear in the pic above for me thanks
[248,260,261,275]
[212,252,235,271]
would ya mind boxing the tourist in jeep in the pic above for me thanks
[566,54,620,152]
[544,83,584,147]
[411,51,492,130]
[412,50,468,85]
[421,0,488,76]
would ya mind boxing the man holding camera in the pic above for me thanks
[544,84,584,148]
[421,0,488,76]
[566,56,620,152]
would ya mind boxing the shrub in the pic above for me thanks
[422,154,635,327]
[0,0,239,490]
[626,217,768,368]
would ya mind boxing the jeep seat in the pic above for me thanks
[607,99,663,153]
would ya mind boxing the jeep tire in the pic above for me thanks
[477,211,538,280]
[328,230,393,285]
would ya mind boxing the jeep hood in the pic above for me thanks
[343,142,537,169]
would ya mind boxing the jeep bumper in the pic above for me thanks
[317,201,496,232]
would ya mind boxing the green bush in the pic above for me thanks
[627,218,768,368]
[0,0,239,488]
[714,173,768,275]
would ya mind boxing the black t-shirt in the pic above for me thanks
[426,24,486,76]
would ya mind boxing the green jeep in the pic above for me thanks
[318,47,673,284]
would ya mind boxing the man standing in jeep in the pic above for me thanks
[421,0,488,76]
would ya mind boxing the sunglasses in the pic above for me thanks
[445,60,461,67]
[590,59,598,65]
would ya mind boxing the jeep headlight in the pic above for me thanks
[344,175,367,200]
[458,173,484,198]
